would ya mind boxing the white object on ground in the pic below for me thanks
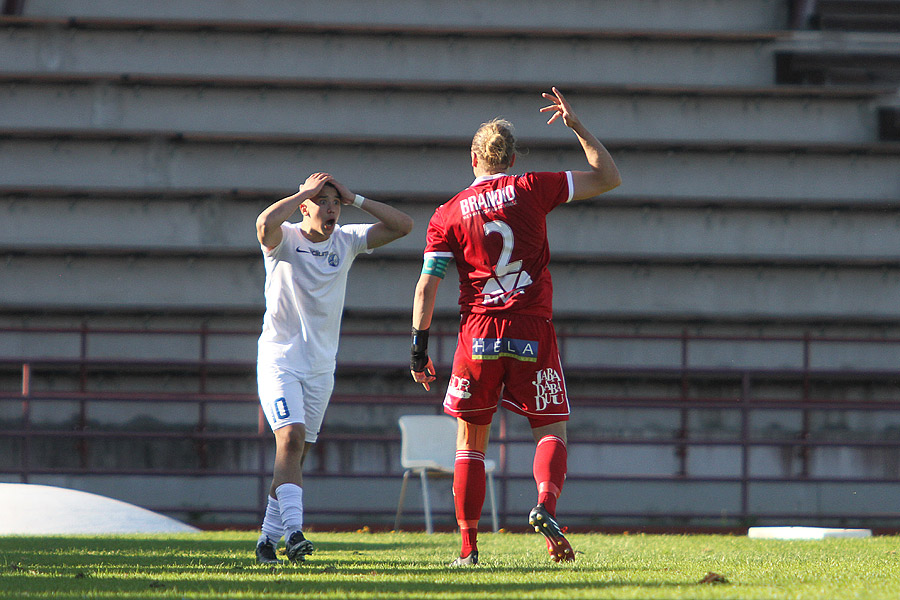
[0,483,199,534]
[748,526,872,540]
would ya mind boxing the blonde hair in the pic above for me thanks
[471,118,517,171]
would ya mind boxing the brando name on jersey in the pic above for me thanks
[459,184,517,219]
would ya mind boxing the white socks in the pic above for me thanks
[276,483,304,537]
[259,495,283,544]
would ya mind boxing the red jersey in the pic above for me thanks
[424,171,573,318]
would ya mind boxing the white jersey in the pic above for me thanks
[258,222,373,375]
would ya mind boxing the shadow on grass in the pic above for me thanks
[4,571,708,599]
[0,534,720,599]
[315,539,444,552]
[0,534,423,571]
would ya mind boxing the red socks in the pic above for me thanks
[452,435,566,558]
[533,435,567,517]
[453,449,486,557]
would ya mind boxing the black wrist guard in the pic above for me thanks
[410,327,430,372]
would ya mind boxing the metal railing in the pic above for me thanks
[2,324,900,528]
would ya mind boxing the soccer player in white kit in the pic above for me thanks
[255,172,413,564]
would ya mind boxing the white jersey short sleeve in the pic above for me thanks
[258,222,373,375]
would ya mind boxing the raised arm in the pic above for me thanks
[359,198,414,249]
[328,179,414,249]
[540,87,622,201]
[256,172,331,249]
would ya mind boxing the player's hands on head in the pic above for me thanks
[327,178,355,205]
[539,87,581,129]
[299,172,332,196]
[411,357,436,391]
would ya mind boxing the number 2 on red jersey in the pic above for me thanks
[481,220,533,306]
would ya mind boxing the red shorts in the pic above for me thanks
[442,312,569,427]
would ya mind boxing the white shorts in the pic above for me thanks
[257,363,334,443]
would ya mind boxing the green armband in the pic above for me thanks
[421,255,450,278]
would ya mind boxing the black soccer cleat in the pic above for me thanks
[285,530,314,563]
[528,504,575,562]
[255,538,282,565]
[448,550,478,567]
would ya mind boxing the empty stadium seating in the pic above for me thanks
[2,0,900,529]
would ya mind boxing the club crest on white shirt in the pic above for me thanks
[296,246,341,267]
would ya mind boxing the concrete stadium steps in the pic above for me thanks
[0,75,888,144]
[0,18,783,87]
[0,252,270,311]
[2,0,899,529]
[775,30,900,86]
[0,191,271,252]
[20,0,791,32]
[2,132,898,202]
[3,250,900,322]
[549,205,900,260]
[5,190,900,258]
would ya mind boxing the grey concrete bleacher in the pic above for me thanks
[6,251,900,321]
[0,75,887,144]
[2,132,897,201]
[7,193,900,258]
[4,187,900,324]
[0,19,782,87]
[0,189,267,250]
[775,20,900,125]
[21,0,789,32]
[3,0,900,528]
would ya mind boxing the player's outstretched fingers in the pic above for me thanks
[411,358,436,391]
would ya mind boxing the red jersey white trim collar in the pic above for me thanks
[470,173,509,185]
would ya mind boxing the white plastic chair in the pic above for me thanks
[394,415,498,534]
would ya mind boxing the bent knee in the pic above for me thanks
[275,423,308,452]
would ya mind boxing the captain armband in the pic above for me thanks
[421,255,450,278]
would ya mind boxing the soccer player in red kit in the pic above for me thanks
[410,87,622,566]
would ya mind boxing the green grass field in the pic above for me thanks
[2,530,899,599]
